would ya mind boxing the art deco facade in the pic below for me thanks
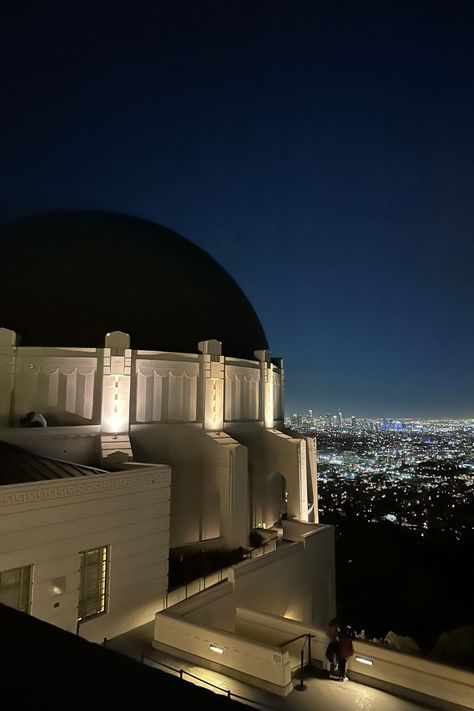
[1,213,472,707]
[0,211,323,646]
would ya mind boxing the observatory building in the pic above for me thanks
[1,213,473,708]
[0,212,327,654]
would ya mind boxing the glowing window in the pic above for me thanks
[0,564,32,613]
[78,546,109,621]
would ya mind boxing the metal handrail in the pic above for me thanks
[279,632,314,648]
[141,653,277,710]
[279,632,315,691]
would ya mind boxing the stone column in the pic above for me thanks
[198,339,224,431]
[0,328,17,427]
[254,349,274,428]
[100,331,132,464]
[305,435,319,523]
[273,357,285,422]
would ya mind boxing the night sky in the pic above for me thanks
[1,1,473,418]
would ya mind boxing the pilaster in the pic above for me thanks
[198,339,224,431]
[254,349,273,428]
[100,331,132,464]
[0,328,18,427]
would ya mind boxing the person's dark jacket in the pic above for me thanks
[339,637,354,660]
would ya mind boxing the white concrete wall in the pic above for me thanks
[155,526,334,635]
[13,347,100,426]
[156,585,474,708]
[1,339,291,553]
[232,611,474,710]
[154,610,292,693]
[224,423,310,528]
[134,354,200,423]
[152,525,336,694]
[0,425,101,464]
[272,367,283,422]
[305,435,318,523]
[131,424,248,549]
[347,638,474,710]
[236,525,336,628]
[166,579,236,631]
[231,525,335,627]
[0,337,286,433]
[204,432,249,550]
[0,328,16,426]
[224,360,260,421]
[235,607,313,671]
[0,465,170,642]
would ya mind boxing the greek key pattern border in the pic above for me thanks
[0,469,170,507]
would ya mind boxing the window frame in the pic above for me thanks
[0,564,32,613]
[77,545,109,622]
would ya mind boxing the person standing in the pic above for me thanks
[337,627,354,681]
[325,617,340,679]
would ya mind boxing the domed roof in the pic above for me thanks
[0,211,268,358]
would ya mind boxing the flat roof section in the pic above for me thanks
[0,440,108,485]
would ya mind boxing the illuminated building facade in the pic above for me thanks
[0,211,324,646]
[1,213,472,707]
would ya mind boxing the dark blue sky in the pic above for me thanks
[1,1,473,418]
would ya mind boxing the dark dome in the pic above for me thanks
[0,211,268,358]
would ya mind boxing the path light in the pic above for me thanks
[356,656,373,666]
[209,644,224,654]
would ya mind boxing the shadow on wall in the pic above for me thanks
[169,547,247,588]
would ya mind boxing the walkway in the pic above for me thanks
[108,622,434,711]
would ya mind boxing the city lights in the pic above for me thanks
[287,412,474,541]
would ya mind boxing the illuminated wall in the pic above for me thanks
[224,360,260,421]
[0,328,305,552]
[0,464,171,643]
[224,423,314,529]
[135,355,199,423]
[130,424,249,549]
[11,349,99,426]
[0,329,285,432]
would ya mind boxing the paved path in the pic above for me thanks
[109,623,433,711]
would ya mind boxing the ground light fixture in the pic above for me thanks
[209,644,224,654]
[355,656,373,666]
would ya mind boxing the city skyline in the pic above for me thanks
[286,408,474,422]
[1,1,473,416]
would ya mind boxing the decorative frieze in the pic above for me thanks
[2,333,285,431]
[135,360,198,422]
[224,365,260,421]
[0,469,170,509]
[14,355,97,423]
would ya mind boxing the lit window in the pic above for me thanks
[0,564,32,613]
[78,546,109,621]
